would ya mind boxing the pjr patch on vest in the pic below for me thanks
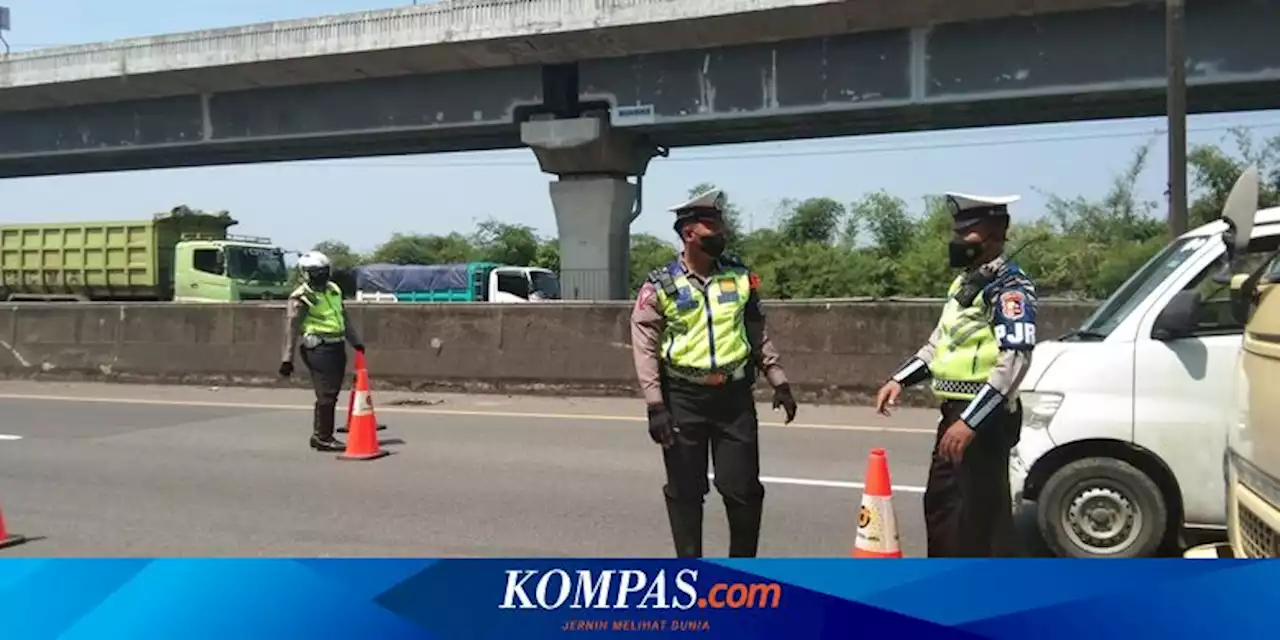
[718,279,737,294]
[999,291,1025,320]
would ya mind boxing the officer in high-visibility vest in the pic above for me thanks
[279,251,365,452]
[875,193,1036,557]
[630,188,799,558]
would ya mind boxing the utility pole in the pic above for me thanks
[1166,0,1188,239]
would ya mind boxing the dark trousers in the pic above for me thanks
[299,341,347,440]
[923,399,1022,557]
[661,377,765,558]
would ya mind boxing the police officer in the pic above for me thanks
[875,193,1036,558]
[630,188,799,558]
[279,251,365,452]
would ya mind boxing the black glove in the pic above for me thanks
[278,361,294,377]
[772,383,798,424]
[647,405,677,448]
[352,343,366,353]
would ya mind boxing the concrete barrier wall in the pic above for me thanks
[0,300,1099,404]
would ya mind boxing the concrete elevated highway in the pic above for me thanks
[1,0,1277,299]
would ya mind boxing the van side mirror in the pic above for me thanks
[1152,290,1201,340]
[214,250,226,274]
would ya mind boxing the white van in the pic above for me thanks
[1010,205,1280,557]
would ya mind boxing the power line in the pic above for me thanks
[265,120,1280,169]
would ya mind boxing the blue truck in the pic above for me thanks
[351,262,561,303]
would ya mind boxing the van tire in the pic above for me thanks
[1036,457,1167,558]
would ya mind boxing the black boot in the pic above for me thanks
[310,435,346,452]
[311,402,345,452]
[665,500,704,558]
[725,500,763,557]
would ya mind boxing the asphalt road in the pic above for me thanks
[0,381,952,558]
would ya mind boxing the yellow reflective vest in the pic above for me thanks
[650,261,753,372]
[293,282,346,337]
[930,274,1001,400]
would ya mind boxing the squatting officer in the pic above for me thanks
[630,188,799,558]
[279,250,365,452]
[875,193,1037,557]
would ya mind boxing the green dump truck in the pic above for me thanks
[0,206,293,303]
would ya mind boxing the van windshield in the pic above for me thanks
[530,271,561,299]
[226,245,289,284]
[1072,236,1209,339]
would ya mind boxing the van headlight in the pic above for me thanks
[1020,391,1063,431]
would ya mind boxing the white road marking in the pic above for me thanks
[0,434,22,441]
[0,393,933,435]
[710,473,927,494]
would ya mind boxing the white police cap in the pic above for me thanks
[944,192,1019,229]
[668,188,727,214]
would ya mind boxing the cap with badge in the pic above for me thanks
[944,192,1019,231]
[670,188,727,231]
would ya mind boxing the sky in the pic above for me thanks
[2,0,1279,255]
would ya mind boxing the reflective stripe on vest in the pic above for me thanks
[930,274,1000,400]
[655,265,752,372]
[296,282,346,337]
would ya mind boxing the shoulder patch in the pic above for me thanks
[999,290,1026,320]
[634,282,656,312]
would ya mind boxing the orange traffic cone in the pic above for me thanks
[338,352,386,434]
[0,501,26,550]
[338,364,389,461]
[852,447,902,558]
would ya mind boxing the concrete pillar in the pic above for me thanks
[522,114,661,301]
[548,177,636,301]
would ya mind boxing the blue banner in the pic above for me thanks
[1,559,1276,639]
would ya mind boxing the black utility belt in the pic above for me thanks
[663,363,749,386]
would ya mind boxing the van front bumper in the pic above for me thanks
[1009,421,1057,505]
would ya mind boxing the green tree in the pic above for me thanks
[1027,144,1165,298]
[849,191,916,258]
[777,197,845,245]
[369,232,475,264]
[532,239,560,273]
[1187,128,1280,228]
[628,233,679,294]
[471,219,540,266]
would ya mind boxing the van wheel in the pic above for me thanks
[1037,457,1167,558]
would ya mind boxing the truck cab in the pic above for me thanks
[173,235,292,302]
[1010,179,1280,557]
[489,266,561,303]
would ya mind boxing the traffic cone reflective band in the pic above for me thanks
[338,366,389,461]
[852,447,902,558]
[0,501,26,550]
